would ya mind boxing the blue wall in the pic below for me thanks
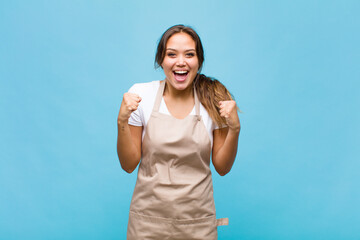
[1,0,359,239]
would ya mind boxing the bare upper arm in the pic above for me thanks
[212,127,229,158]
[129,125,143,157]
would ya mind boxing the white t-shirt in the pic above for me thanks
[127,80,220,147]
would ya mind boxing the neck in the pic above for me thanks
[163,80,194,100]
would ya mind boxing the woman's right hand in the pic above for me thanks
[117,93,142,124]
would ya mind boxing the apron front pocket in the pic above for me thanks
[127,211,218,240]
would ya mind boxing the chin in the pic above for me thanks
[170,80,192,91]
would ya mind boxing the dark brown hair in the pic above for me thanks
[155,24,235,126]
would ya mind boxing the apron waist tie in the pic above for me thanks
[216,218,229,226]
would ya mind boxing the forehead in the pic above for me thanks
[166,32,196,49]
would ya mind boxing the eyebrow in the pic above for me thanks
[166,48,196,52]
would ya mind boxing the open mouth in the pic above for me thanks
[173,70,189,82]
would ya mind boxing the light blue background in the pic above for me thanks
[1,0,359,239]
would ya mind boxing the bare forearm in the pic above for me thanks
[213,128,240,176]
[117,121,141,173]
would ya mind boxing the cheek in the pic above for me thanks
[189,60,199,71]
[161,63,170,71]
[162,63,174,77]
[162,59,175,70]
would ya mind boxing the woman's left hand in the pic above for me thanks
[219,100,240,132]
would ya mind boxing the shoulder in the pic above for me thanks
[199,104,215,129]
[128,80,160,96]
[199,104,225,131]
[128,81,161,109]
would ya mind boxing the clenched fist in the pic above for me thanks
[118,93,142,124]
[219,100,240,132]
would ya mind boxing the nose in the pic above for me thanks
[176,56,186,66]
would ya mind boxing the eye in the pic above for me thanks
[186,52,195,57]
[167,53,176,57]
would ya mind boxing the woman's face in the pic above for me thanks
[161,32,199,92]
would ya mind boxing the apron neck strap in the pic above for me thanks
[153,80,201,117]
[194,86,200,116]
[153,80,166,112]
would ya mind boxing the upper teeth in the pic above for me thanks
[175,71,187,74]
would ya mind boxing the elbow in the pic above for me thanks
[213,158,232,176]
[118,154,140,174]
[120,161,136,174]
[217,169,230,176]
[214,164,231,176]
[122,166,135,174]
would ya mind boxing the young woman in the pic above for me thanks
[117,24,240,239]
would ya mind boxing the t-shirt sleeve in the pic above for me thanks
[127,84,143,127]
[215,122,228,129]
[213,121,227,130]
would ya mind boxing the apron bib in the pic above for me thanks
[127,81,228,240]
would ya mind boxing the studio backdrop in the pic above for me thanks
[1,1,359,239]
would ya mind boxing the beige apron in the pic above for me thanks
[127,81,228,240]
